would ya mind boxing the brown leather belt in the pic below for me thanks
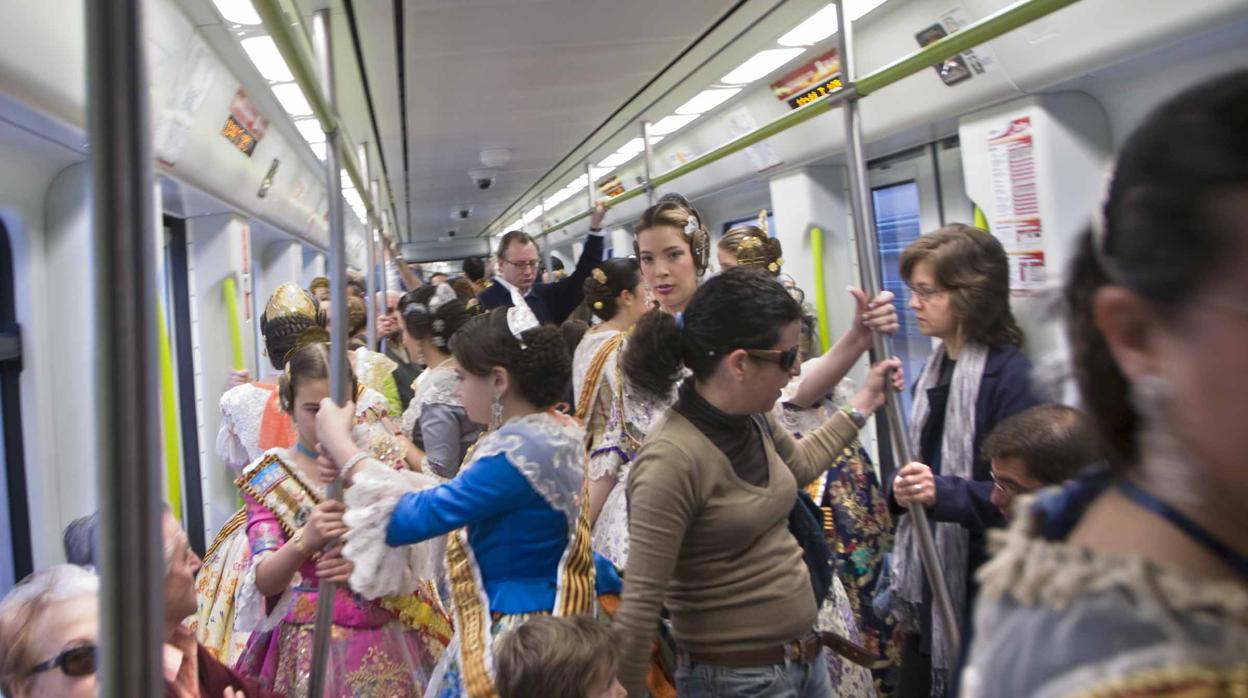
[680,633,823,668]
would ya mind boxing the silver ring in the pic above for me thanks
[913,484,923,493]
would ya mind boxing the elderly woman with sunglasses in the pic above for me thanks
[613,268,901,698]
[0,565,99,698]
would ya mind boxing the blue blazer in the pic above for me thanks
[478,234,604,325]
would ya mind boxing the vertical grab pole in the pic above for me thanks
[308,9,349,697]
[834,0,961,653]
[642,120,656,206]
[361,144,378,350]
[370,179,384,346]
[585,161,596,211]
[85,0,166,694]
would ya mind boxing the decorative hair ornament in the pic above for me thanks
[684,215,701,239]
[282,326,330,365]
[591,268,608,285]
[428,282,458,313]
[402,302,429,317]
[737,236,763,250]
[768,256,784,273]
[506,287,540,349]
[757,209,770,235]
[265,283,319,321]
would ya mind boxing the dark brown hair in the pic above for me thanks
[719,225,783,276]
[583,257,641,322]
[399,286,474,350]
[450,308,571,409]
[495,615,618,698]
[633,193,710,274]
[982,404,1102,485]
[260,313,320,371]
[900,223,1024,348]
[278,341,357,413]
[496,230,540,260]
[623,267,801,398]
[1065,70,1248,466]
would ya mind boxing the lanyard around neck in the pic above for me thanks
[1118,481,1248,581]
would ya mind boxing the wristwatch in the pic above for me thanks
[842,405,868,428]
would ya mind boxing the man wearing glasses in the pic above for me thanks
[891,403,1102,525]
[478,205,608,324]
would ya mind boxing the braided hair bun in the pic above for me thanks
[450,309,571,409]
[582,258,641,322]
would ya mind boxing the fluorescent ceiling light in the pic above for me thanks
[503,221,521,233]
[212,0,261,25]
[294,118,325,144]
[778,1,890,47]
[650,113,700,136]
[522,205,543,224]
[596,152,634,170]
[271,83,312,116]
[309,142,326,159]
[240,36,294,83]
[721,48,805,84]
[675,88,742,115]
[778,4,839,46]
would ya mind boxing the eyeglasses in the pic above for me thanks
[744,346,800,372]
[29,644,96,679]
[906,283,945,302]
[989,471,1022,496]
[501,258,540,271]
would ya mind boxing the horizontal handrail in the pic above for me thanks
[537,0,1081,238]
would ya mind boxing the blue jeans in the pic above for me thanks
[674,649,832,697]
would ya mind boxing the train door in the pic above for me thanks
[0,218,31,590]
[867,137,972,418]
[164,216,207,554]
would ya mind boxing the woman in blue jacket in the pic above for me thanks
[886,224,1039,696]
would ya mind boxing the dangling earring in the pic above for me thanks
[490,390,504,430]
[1130,374,1172,426]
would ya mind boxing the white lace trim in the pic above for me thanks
[217,383,273,471]
[342,460,446,599]
[402,363,460,433]
[472,412,587,526]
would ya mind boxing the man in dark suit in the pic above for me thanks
[478,204,608,325]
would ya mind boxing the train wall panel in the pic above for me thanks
[0,0,372,264]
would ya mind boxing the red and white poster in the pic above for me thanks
[222,88,269,157]
[769,49,843,110]
[986,116,1046,294]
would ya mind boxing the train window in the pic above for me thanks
[0,218,32,592]
[872,180,933,419]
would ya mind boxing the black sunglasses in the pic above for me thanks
[744,346,800,372]
[29,644,96,679]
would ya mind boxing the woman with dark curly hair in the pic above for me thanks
[317,295,619,697]
[613,267,900,697]
[397,283,484,478]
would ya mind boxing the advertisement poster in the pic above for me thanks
[222,88,269,157]
[986,116,1045,294]
[915,8,997,87]
[769,49,843,110]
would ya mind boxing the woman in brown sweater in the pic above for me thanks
[613,267,900,697]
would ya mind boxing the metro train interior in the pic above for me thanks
[0,0,1246,696]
